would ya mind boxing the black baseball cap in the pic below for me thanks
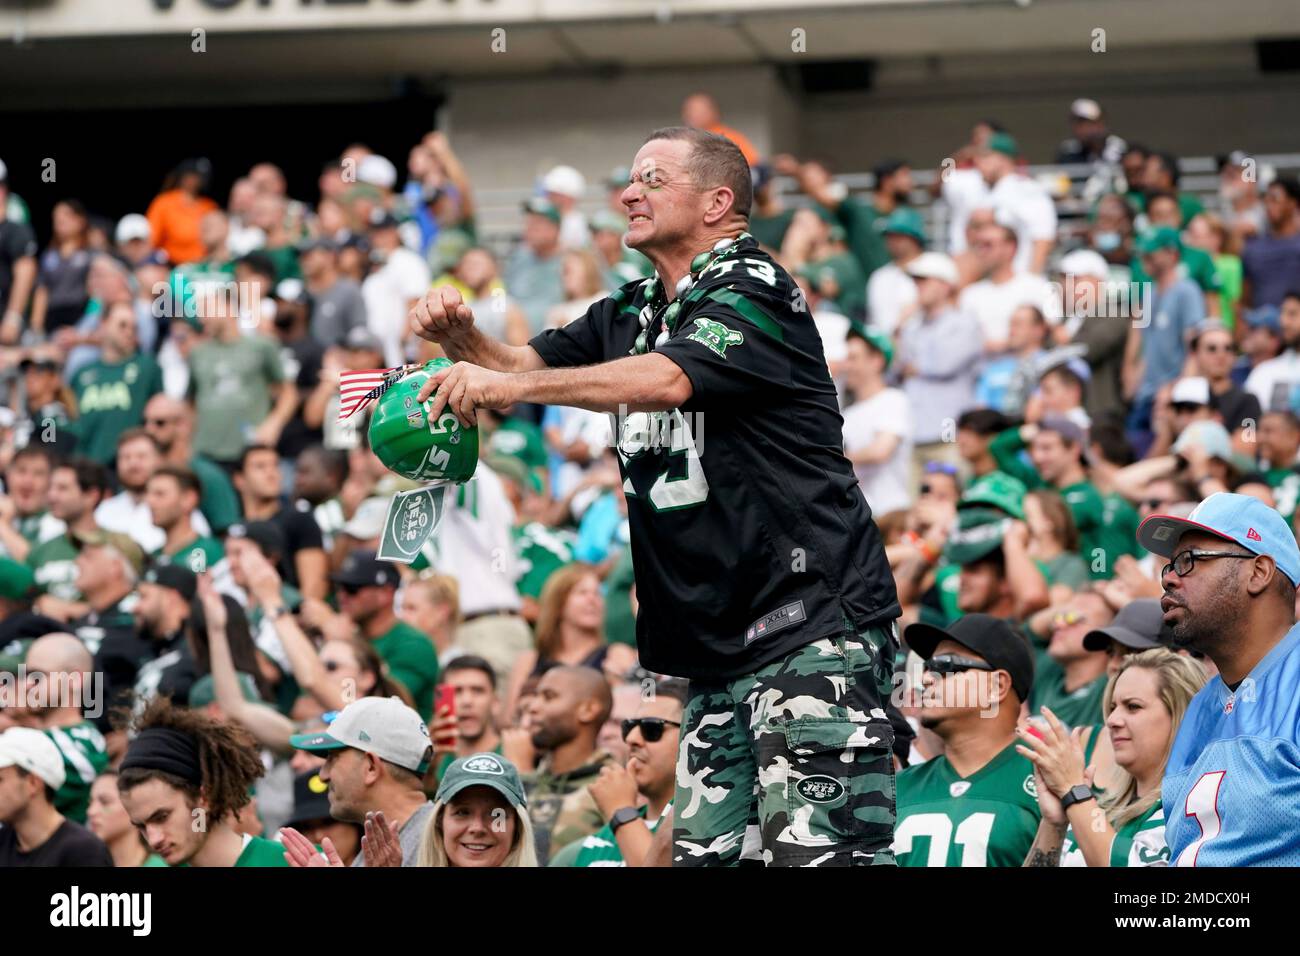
[284,770,334,829]
[331,550,400,589]
[142,564,198,602]
[904,614,1035,702]
[1083,599,1170,652]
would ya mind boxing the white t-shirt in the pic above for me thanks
[362,248,431,367]
[866,262,917,336]
[813,307,850,364]
[958,272,1057,347]
[941,168,989,255]
[1244,350,1300,413]
[842,387,913,516]
[94,492,212,554]
[419,463,522,617]
[988,173,1058,275]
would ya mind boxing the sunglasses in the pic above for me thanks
[923,654,996,677]
[924,461,959,476]
[620,717,681,742]
[1171,402,1203,415]
[1051,610,1085,629]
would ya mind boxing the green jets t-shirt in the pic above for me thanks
[1060,800,1168,867]
[188,334,285,462]
[152,535,225,575]
[514,522,574,599]
[45,721,110,825]
[70,354,165,465]
[372,620,440,721]
[566,804,668,867]
[1028,658,1107,728]
[1266,467,1300,523]
[894,743,1042,867]
[233,834,292,868]
[749,209,796,253]
[27,534,82,601]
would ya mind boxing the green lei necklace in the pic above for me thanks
[633,232,751,355]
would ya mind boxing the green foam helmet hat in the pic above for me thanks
[368,359,479,483]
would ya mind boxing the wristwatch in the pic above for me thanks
[1059,784,1095,811]
[609,806,641,833]
[266,605,291,620]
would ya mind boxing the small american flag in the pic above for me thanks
[338,366,409,422]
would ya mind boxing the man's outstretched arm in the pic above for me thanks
[409,285,547,374]
[417,352,692,426]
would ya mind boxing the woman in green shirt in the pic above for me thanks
[1186,212,1243,329]
[1018,648,1207,866]
[1025,489,1090,603]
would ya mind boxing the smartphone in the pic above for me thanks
[435,684,455,719]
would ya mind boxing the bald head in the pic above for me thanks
[26,633,93,675]
[550,665,613,725]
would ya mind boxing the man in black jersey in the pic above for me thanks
[410,127,900,867]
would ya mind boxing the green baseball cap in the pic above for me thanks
[434,752,527,809]
[879,207,926,245]
[368,359,480,484]
[188,671,260,709]
[521,197,561,225]
[985,132,1020,159]
[0,558,35,602]
[943,507,1010,566]
[959,471,1027,520]
[846,320,894,369]
[1135,226,1182,256]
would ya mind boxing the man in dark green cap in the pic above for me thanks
[867,207,926,334]
[974,132,1057,275]
[504,197,565,334]
[842,321,912,516]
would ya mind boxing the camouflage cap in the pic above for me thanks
[69,528,145,578]
[435,752,527,809]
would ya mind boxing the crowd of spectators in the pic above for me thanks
[0,91,1298,867]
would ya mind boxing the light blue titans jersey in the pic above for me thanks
[1163,621,1300,866]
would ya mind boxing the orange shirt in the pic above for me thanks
[146,189,219,265]
[706,123,760,167]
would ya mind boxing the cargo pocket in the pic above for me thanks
[777,715,896,854]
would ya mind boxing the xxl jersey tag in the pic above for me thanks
[744,600,806,645]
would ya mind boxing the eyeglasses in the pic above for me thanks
[923,654,996,677]
[1162,548,1255,578]
[924,461,959,476]
[620,717,681,742]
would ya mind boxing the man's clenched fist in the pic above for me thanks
[410,285,476,345]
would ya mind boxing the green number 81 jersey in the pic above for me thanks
[893,743,1041,867]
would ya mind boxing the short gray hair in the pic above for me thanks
[643,126,752,219]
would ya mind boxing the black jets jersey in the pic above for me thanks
[528,236,899,680]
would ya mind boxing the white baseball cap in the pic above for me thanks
[904,251,959,286]
[1070,98,1103,121]
[357,154,398,190]
[541,165,586,200]
[1058,249,1110,280]
[1170,376,1211,407]
[0,727,66,791]
[289,696,431,773]
[340,496,389,540]
[115,213,151,245]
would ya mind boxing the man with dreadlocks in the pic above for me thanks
[117,696,287,867]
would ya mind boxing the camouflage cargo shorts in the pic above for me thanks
[673,623,899,867]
